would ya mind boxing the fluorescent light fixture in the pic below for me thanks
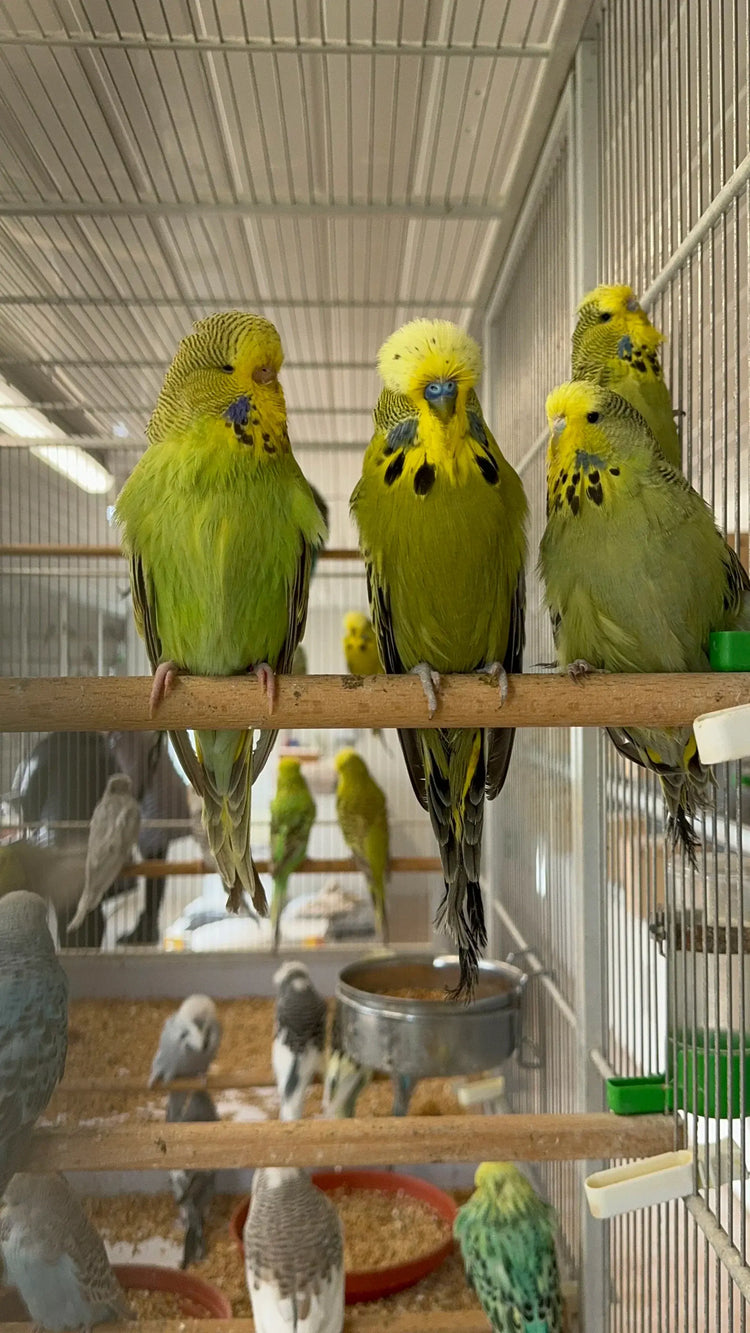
[0,374,114,494]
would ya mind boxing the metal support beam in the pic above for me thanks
[0,198,501,222]
[0,31,551,59]
[0,295,474,311]
[18,401,372,415]
[0,358,374,371]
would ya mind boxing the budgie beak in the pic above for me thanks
[424,378,459,422]
[551,414,566,436]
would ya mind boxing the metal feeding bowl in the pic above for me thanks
[335,953,527,1114]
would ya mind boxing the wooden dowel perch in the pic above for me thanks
[125,855,442,877]
[0,672,748,733]
[26,1112,681,1172]
[7,1313,491,1333]
[0,543,360,560]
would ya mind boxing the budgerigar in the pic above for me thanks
[342,611,387,746]
[572,283,681,470]
[272,962,326,1121]
[167,1089,218,1268]
[454,1162,563,1332]
[243,1167,344,1333]
[0,891,68,1196]
[115,311,327,913]
[334,749,390,942]
[538,380,750,858]
[67,774,141,933]
[269,758,316,952]
[351,319,527,996]
[0,1172,134,1330]
[148,994,222,1088]
[322,1005,371,1119]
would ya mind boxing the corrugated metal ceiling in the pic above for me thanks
[0,0,594,463]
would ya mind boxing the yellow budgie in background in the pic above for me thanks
[342,612,383,677]
[351,319,527,996]
[116,312,326,912]
[334,749,390,942]
[571,283,681,470]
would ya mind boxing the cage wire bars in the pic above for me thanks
[485,4,750,1331]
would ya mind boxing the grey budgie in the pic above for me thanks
[0,1172,134,1330]
[149,994,222,1088]
[167,1089,218,1268]
[67,774,141,934]
[243,1167,344,1333]
[322,1006,371,1119]
[272,963,327,1121]
[0,891,68,1196]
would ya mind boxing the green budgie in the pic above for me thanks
[334,748,390,942]
[269,757,316,951]
[116,312,326,912]
[454,1162,563,1332]
[539,380,750,860]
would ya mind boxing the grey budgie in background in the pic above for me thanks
[272,962,327,1121]
[243,1167,344,1333]
[322,1006,371,1119]
[108,730,189,945]
[67,774,141,934]
[149,994,222,1087]
[0,1172,134,1330]
[167,1089,218,1268]
[0,891,68,1196]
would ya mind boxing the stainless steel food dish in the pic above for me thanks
[335,953,528,1112]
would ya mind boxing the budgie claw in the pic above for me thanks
[479,660,508,706]
[566,658,600,684]
[252,661,277,712]
[149,660,180,715]
[411,662,442,718]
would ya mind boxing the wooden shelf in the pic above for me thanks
[126,856,442,877]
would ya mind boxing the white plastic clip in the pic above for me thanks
[584,1150,694,1219]
[694,704,750,764]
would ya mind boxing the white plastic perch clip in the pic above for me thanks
[694,704,750,765]
[584,1150,694,1219]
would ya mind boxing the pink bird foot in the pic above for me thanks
[478,660,508,706]
[252,661,277,712]
[149,660,181,716]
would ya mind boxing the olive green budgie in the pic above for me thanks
[350,319,527,996]
[269,757,316,952]
[454,1162,563,1332]
[572,283,681,470]
[115,312,326,913]
[334,748,390,941]
[538,380,750,859]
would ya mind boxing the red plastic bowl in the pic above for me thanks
[230,1168,457,1304]
[114,1263,232,1318]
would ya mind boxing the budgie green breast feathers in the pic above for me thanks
[115,311,326,913]
[454,1163,563,1332]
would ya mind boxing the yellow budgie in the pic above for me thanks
[539,380,750,859]
[572,283,681,470]
[342,612,387,747]
[334,749,390,941]
[116,312,326,911]
[351,319,527,996]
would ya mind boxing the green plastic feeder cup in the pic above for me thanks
[709,631,750,672]
[606,1074,670,1115]
[669,1030,750,1118]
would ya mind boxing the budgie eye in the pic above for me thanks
[220,364,234,373]
[599,312,612,323]
[587,411,600,423]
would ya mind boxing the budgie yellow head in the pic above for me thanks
[276,756,302,782]
[342,612,382,675]
[572,284,665,380]
[378,319,482,423]
[147,310,287,448]
[474,1162,535,1209]
[343,611,371,637]
[545,381,657,518]
[334,748,368,780]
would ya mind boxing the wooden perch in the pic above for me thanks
[0,672,748,733]
[26,1112,681,1172]
[5,1314,491,1333]
[125,855,442,877]
[0,543,360,560]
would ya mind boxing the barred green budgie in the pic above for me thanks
[115,312,327,912]
[538,380,750,860]
[454,1162,563,1332]
[0,1172,134,1330]
[243,1167,344,1332]
[350,319,527,995]
[334,748,390,941]
[269,757,316,952]
[0,891,68,1197]
[572,283,681,470]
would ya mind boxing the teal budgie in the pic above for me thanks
[269,757,316,951]
[454,1162,563,1332]
[115,312,326,912]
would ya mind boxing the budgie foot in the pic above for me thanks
[251,661,277,712]
[478,660,508,706]
[150,660,181,715]
[566,658,601,683]
[411,662,442,718]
